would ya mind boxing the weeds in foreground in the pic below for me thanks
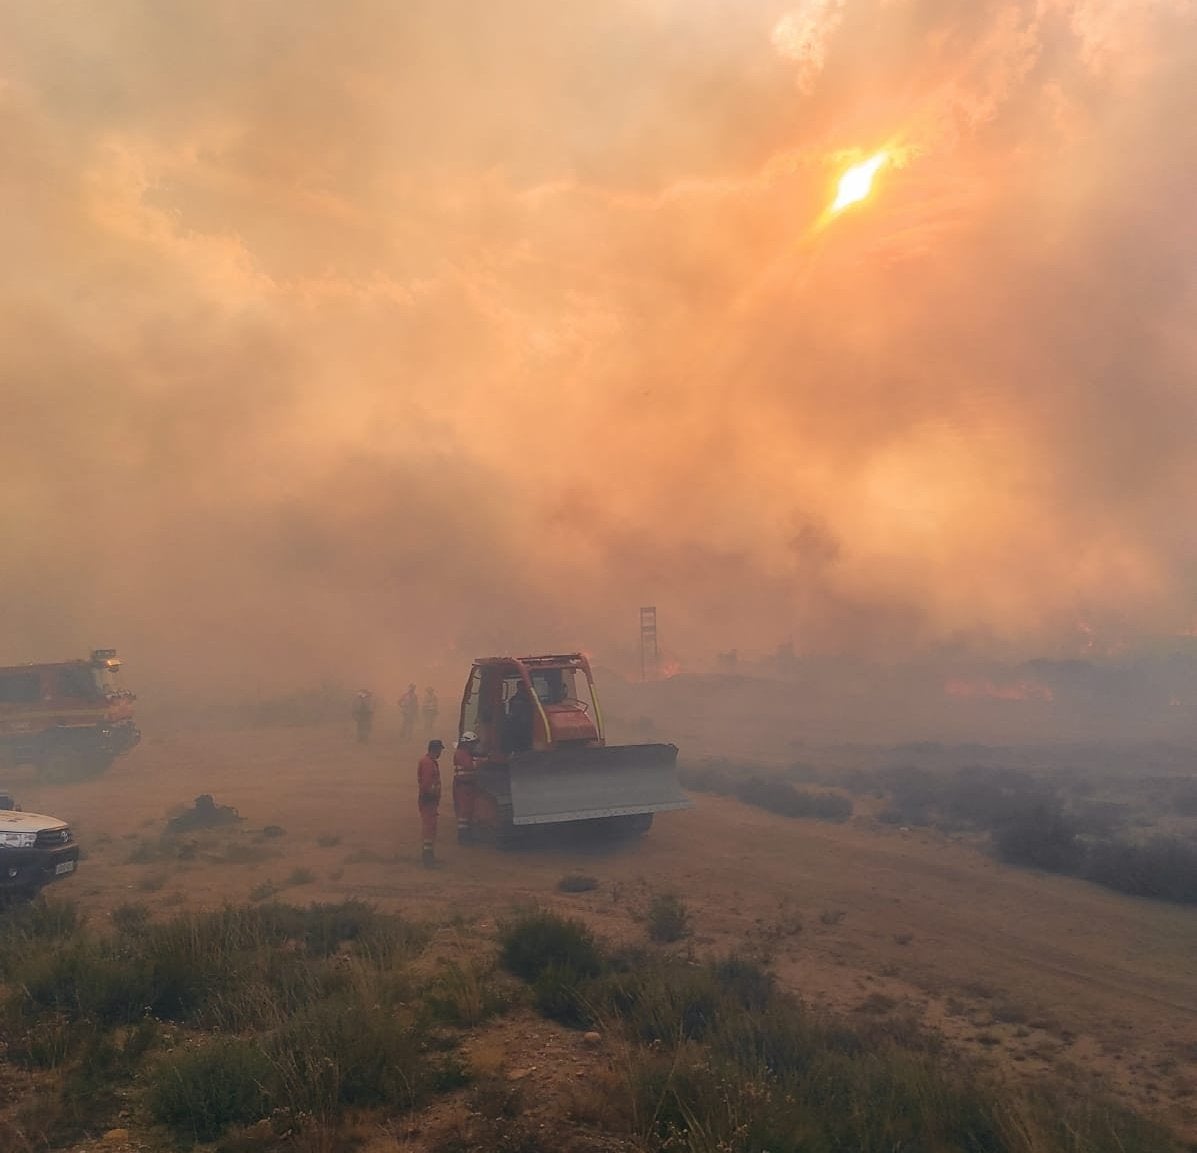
[0,901,1183,1153]
[423,958,507,1027]
[0,899,441,1146]
[497,910,1181,1153]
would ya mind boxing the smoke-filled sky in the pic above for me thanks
[3,0,1196,692]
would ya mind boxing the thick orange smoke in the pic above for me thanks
[0,0,1195,696]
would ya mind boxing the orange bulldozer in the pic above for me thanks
[454,653,690,845]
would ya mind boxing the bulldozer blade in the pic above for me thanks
[506,743,691,826]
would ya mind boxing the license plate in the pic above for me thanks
[54,860,75,876]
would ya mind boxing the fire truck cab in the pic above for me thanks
[0,649,140,780]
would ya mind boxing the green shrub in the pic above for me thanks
[591,964,724,1046]
[647,892,690,943]
[424,958,506,1026]
[271,997,432,1115]
[532,963,593,1028]
[13,940,157,1025]
[711,953,774,1012]
[498,909,604,983]
[147,1036,273,1141]
[111,902,152,935]
[0,898,85,978]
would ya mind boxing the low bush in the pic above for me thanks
[498,909,604,983]
[110,902,151,935]
[591,962,728,1047]
[679,761,854,824]
[424,958,506,1026]
[711,952,775,1012]
[1082,836,1197,904]
[646,892,690,943]
[532,962,593,1028]
[272,996,437,1115]
[556,873,599,893]
[992,802,1083,873]
[146,1036,274,1142]
[676,759,742,795]
[735,777,853,822]
[0,898,85,980]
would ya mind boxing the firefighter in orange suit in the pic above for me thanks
[453,731,483,844]
[417,739,444,867]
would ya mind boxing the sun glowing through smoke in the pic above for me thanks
[831,152,887,212]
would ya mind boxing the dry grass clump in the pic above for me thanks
[423,957,508,1027]
[0,897,449,1148]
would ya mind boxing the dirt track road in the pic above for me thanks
[11,723,1197,1138]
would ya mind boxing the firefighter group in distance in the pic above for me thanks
[350,685,470,868]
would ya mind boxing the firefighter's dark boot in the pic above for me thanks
[422,845,435,868]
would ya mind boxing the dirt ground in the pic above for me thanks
[9,720,1197,1146]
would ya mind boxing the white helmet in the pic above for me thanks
[460,731,478,744]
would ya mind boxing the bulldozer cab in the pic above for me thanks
[460,655,602,758]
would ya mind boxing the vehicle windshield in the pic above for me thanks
[531,667,584,706]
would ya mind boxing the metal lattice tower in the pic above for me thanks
[639,606,658,681]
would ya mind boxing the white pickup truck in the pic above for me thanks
[0,793,79,900]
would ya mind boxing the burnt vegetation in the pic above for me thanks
[677,760,854,822]
[681,755,1197,906]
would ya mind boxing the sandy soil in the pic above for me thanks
[9,720,1197,1144]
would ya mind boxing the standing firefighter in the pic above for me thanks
[452,731,483,844]
[352,689,375,743]
[398,684,419,741]
[417,739,444,867]
[422,687,439,735]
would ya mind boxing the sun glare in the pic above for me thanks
[831,152,887,213]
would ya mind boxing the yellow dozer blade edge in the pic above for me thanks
[507,742,691,826]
